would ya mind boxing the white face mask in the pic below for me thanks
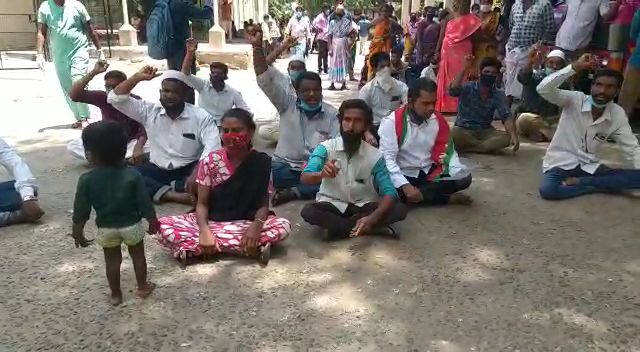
[480,4,492,12]
[375,67,396,92]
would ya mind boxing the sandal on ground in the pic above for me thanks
[272,189,297,206]
[328,84,337,91]
[259,243,271,266]
[340,84,348,90]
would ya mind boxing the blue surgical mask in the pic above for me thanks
[544,67,556,76]
[296,99,322,113]
[588,95,608,109]
[289,70,303,82]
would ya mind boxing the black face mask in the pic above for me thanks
[479,74,497,87]
[340,128,362,155]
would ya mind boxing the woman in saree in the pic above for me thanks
[366,4,396,80]
[327,5,356,90]
[471,0,500,79]
[156,109,291,267]
[435,0,481,113]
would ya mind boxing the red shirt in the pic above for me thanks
[75,90,146,140]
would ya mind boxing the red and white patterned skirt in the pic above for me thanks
[155,213,291,260]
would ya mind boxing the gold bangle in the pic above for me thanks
[255,218,265,224]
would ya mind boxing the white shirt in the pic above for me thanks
[379,111,467,188]
[359,79,408,124]
[555,0,610,51]
[537,65,640,173]
[0,137,36,199]
[183,75,251,125]
[107,91,221,170]
[286,16,311,43]
[256,66,339,169]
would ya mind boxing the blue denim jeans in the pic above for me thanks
[271,160,319,200]
[539,165,640,200]
[135,161,197,202]
[0,181,21,212]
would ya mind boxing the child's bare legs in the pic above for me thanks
[103,247,123,306]
[127,241,155,298]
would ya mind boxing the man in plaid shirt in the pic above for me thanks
[503,0,555,104]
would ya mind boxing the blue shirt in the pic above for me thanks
[450,82,511,130]
[358,19,371,37]
[170,1,213,50]
[630,9,640,68]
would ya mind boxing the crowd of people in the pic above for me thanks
[3,0,639,306]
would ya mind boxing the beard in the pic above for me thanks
[160,99,186,116]
[341,128,362,157]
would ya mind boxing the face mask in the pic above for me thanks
[105,87,113,94]
[480,4,492,12]
[544,67,556,76]
[295,11,303,19]
[289,70,303,82]
[324,10,330,15]
[588,95,608,109]
[222,132,251,149]
[479,74,497,87]
[297,99,322,113]
[375,67,396,92]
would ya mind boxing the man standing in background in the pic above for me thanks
[313,5,331,74]
[286,6,312,58]
[219,0,233,41]
[37,0,104,129]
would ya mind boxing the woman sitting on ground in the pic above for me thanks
[156,109,292,266]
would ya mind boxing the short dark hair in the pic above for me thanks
[382,3,394,12]
[471,3,480,9]
[322,4,331,11]
[81,121,128,166]
[479,56,502,72]
[408,78,437,100]
[295,5,303,11]
[593,68,624,88]
[391,47,403,57]
[210,62,229,75]
[369,52,390,69]
[104,70,127,82]
[338,99,373,125]
[294,71,321,89]
[222,108,256,131]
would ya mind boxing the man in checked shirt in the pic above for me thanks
[502,0,555,106]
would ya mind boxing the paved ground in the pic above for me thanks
[1,52,640,352]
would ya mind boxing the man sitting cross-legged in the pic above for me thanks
[449,55,519,154]
[107,66,220,205]
[537,54,640,200]
[516,48,569,142]
[0,137,44,227]
[68,60,148,164]
[379,78,473,206]
[248,29,339,206]
[300,99,407,240]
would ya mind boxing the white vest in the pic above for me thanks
[317,137,382,212]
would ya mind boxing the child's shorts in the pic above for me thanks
[96,222,145,248]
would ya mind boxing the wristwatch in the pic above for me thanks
[22,195,37,202]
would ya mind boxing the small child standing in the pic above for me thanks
[71,121,159,306]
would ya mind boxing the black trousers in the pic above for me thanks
[301,201,407,238]
[400,171,472,205]
[317,40,329,73]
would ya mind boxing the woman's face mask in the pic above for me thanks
[222,132,251,150]
[480,4,492,12]
[295,11,303,19]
